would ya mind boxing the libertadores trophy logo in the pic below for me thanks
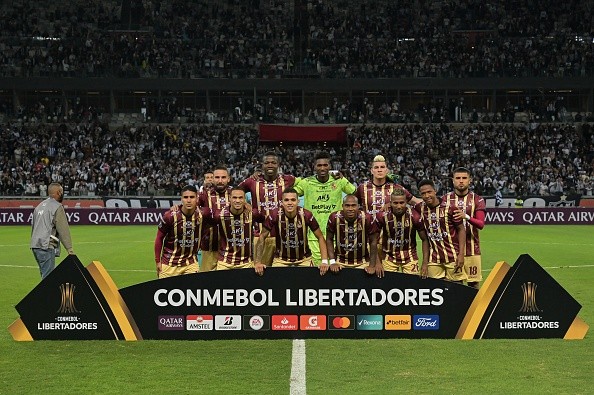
[519,282,541,313]
[57,283,79,314]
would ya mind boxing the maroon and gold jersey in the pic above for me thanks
[355,181,413,216]
[376,208,423,264]
[238,174,296,235]
[326,211,379,264]
[157,206,212,266]
[199,187,232,251]
[238,174,296,213]
[444,191,486,256]
[414,199,462,263]
[215,206,263,265]
[263,207,320,262]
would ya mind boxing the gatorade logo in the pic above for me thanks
[300,315,327,330]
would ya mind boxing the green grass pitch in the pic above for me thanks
[0,225,592,394]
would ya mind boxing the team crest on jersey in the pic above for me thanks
[331,183,337,190]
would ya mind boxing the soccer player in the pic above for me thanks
[444,167,486,289]
[415,179,466,283]
[294,151,356,265]
[30,182,75,279]
[199,165,232,272]
[325,194,380,274]
[199,171,214,193]
[238,151,299,266]
[154,185,211,278]
[375,188,428,276]
[355,154,421,216]
[254,187,328,275]
[213,187,263,270]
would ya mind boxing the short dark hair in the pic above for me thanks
[230,186,245,195]
[452,167,472,177]
[282,187,299,197]
[262,151,280,162]
[314,151,331,162]
[181,185,198,194]
[418,179,435,190]
[214,164,228,173]
[391,188,406,198]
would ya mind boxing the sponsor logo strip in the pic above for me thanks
[356,315,383,330]
[243,315,270,331]
[413,315,440,330]
[214,315,242,330]
[299,315,327,330]
[186,315,213,331]
[158,315,184,331]
[329,315,355,330]
[385,315,412,330]
[272,315,298,331]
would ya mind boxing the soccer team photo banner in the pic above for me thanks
[9,255,588,341]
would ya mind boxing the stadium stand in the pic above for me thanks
[0,0,593,198]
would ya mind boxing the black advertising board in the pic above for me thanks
[9,255,589,340]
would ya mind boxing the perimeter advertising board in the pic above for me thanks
[2,207,594,225]
[9,255,588,340]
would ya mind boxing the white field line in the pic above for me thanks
[290,339,307,395]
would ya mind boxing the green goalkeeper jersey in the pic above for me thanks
[294,175,356,236]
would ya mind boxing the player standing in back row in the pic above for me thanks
[294,151,356,266]
[238,151,299,266]
[355,154,421,217]
[444,167,486,289]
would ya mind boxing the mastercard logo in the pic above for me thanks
[329,315,355,330]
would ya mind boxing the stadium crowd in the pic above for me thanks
[1,121,592,198]
[0,0,592,79]
[1,1,593,200]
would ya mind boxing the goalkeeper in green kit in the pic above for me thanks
[294,151,356,270]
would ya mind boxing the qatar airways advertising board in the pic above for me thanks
[2,207,594,225]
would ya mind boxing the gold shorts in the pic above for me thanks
[464,255,483,282]
[426,261,467,282]
[200,250,218,272]
[382,259,419,275]
[215,260,254,270]
[158,262,199,278]
[337,260,369,269]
